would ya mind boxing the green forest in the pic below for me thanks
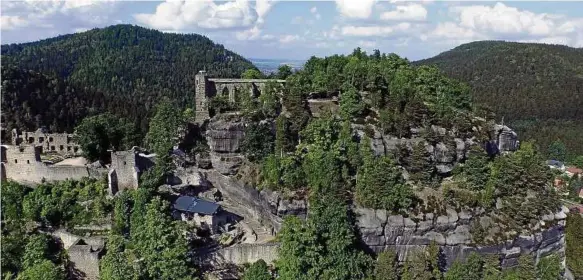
[416,41,583,160]
[1,25,582,280]
[1,24,256,135]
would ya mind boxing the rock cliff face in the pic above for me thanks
[355,206,568,268]
[352,122,518,175]
[205,114,246,175]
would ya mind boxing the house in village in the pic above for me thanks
[547,160,566,172]
[566,166,583,178]
[173,196,228,234]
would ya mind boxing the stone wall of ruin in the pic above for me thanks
[1,145,104,185]
[12,129,81,156]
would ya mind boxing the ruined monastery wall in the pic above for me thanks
[1,145,102,185]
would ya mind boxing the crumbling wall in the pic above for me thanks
[109,150,138,192]
[12,128,81,156]
[68,244,102,280]
[1,145,101,185]
[197,243,279,266]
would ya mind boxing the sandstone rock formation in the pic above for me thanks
[355,206,568,267]
[205,114,246,175]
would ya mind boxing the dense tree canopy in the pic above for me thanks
[416,41,583,159]
[1,24,257,135]
[74,113,139,161]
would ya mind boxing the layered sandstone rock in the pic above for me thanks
[355,206,568,267]
[205,114,246,175]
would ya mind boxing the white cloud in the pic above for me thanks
[236,25,261,40]
[0,0,118,31]
[450,3,556,36]
[427,22,485,41]
[255,0,274,24]
[1,16,29,30]
[435,2,583,47]
[335,0,376,19]
[134,0,268,31]
[358,40,377,48]
[341,23,411,37]
[380,4,427,21]
[279,34,300,43]
[310,6,321,20]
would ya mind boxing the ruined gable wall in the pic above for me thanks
[110,150,138,191]
[12,129,81,155]
[68,245,101,280]
[2,145,101,185]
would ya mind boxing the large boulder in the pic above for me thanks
[206,115,246,153]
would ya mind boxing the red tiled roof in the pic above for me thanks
[567,167,583,174]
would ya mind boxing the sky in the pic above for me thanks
[2,0,583,61]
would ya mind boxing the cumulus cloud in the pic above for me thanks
[335,0,376,19]
[380,4,427,21]
[0,0,119,32]
[341,23,411,37]
[1,16,29,30]
[432,2,583,47]
[134,0,263,31]
[450,3,556,36]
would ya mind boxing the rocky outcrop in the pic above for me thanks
[205,115,246,175]
[206,116,245,153]
[203,170,282,232]
[492,124,519,152]
[352,122,518,175]
[260,189,308,219]
[355,206,568,267]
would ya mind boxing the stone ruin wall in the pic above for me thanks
[199,243,279,266]
[1,145,103,185]
[194,70,285,124]
[109,150,139,194]
[11,128,82,156]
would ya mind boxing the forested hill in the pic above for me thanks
[416,41,583,158]
[1,24,256,134]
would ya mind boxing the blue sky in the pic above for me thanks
[2,1,583,61]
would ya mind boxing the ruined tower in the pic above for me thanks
[195,70,210,124]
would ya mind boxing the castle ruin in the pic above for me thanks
[12,128,82,156]
[194,70,286,124]
[0,145,104,185]
[108,147,156,195]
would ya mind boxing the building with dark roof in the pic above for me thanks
[174,196,221,215]
[173,196,226,234]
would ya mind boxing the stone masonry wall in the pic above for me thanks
[12,128,81,156]
[109,150,138,193]
[1,145,102,185]
[197,243,279,266]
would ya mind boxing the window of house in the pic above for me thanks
[27,160,30,164]
[28,137,34,144]
[60,145,64,151]
[51,146,55,151]
[67,137,72,144]
[123,161,127,165]
[74,147,79,153]
[67,146,72,151]
[49,137,54,142]
[14,159,17,164]
[38,137,44,143]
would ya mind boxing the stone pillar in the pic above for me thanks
[195,71,210,124]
